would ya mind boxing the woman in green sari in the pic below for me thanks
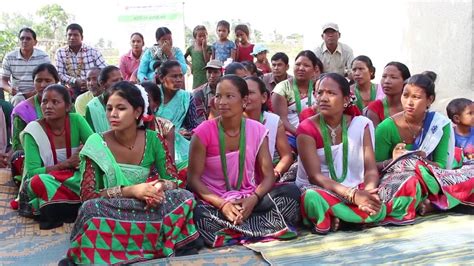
[156,60,199,171]
[9,64,59,186]
[19,84,92,228]
[66,81,200,264]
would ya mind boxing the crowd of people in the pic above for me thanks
[0,20,473,265]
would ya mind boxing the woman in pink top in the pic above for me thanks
[119,32,144,83]
[188,75,300,247]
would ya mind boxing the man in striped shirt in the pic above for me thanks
[1,27,51,106]
[55,23,107,99]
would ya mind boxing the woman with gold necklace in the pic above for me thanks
[66,81,201,264]
[10,63,59,187]
[296,73,385,234]
[188,75,300,247]
[272,50,323,149]
[376,73,473,217]
[18,84,92,228]
[243,76,293,181]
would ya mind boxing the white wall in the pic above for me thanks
[304,0,473,112]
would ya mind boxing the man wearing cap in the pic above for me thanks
[314,22,354,76]
[192,59,223,124]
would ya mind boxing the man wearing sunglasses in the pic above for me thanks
[1,27,51,106]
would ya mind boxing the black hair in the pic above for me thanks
[104,81,145,125]
[99,65,120,85]
[18,27,37,40]
[159,60,181,77]
[130,32,144,43]
[66,23,83,36]
[43,84,71,107]
[242,61,263,77]
[405,72,437,101]
[234,24,250,36]
[271,52,289,65]
[384,61,411,81]
[32,63,59,83]
[421,71,437,83]
[192,25,207,38]
[217,20,230,31]
[245,76,269,111]
[320,73,350,96]
[141,81,161,107]
[155,27,172,41]
[224,62,246,75]
[446,98,473,120]
[218,75,249,98]
[296,50,324,73]
[352,55,376,79]
[86,67,101,76]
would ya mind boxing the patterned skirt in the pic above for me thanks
[302,157,474,234]
[194,183,301,247]
[301,185,387,234]
[380,157,474,222]
[67,189,200,265]
[18,170,81,229]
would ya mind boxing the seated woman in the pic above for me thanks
[350,55,385,113]
[271,50,323,149]
[156,60,199,171]
[66,81,200,264]
[137,27,187,82]
[10,63,59,184]
[376,73,473,217]
[85,65,123,133]
[141,81,175,158]
[297,73,385,234]
[188,75,300,247]
[18,85,93,228]
[244,76,293,181]
[365,62,411,127]
[0,99,13,168]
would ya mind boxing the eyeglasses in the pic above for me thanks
[19,36,33,41]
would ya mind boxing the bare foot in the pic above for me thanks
[330,217,340,232]
[418,199,436,216]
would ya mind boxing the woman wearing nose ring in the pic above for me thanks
[66,81,200,264]
[19,84,92,228]
[365,62,411,128]
[9,63,59,198]
[188,75,300,247]
[271,50,323,150]
[376,72,473,218]
[297,73,387,234]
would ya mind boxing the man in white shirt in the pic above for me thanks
[1,27,50,105]
[314,22,354,77]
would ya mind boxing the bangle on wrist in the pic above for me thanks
[106,186,123,198]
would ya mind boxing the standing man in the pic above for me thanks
[262,52,293,92]
[1,27,50,105]
[314,22,354,76]
[193,59,223,124]
[55,23,107,98]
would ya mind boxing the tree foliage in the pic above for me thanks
[0,4,72,59]
[0,31,17,62]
